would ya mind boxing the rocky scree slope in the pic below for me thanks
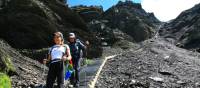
[96,38,200,88]
[0,39,45,88]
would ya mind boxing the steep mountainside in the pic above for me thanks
[88,1,160,46]
[0,39,45,87]
[160,3,200,51]
[0,0,102,58]
[95,3,200,87]
[0,0,95,48]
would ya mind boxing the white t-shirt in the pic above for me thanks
[49,45,69,61]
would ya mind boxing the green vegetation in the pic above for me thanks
[0,73,11,88]
[2,55,15,73]
[0,49,15,73]
[83,58,94,65]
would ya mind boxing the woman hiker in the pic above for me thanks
[68,33,89,87]
[43,32,72,88]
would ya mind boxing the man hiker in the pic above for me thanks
[68,33,89,87]
[43,32,71,88]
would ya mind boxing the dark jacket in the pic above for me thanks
[68,39,85,60]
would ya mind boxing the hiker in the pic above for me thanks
[68,33,89,87]
[43,32,71,88]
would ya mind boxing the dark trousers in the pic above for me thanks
[70,58,81,86]
[46,61,64,88]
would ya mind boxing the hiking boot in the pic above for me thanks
[74,83,79,88]
[68,84,73,88]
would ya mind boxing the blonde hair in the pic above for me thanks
[53,32,64,45]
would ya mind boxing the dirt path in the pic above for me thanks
[88,55,120,88]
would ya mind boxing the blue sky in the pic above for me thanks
[68,0,141,10]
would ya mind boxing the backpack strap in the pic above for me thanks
[76,39,85,50]
[63,44,70,56]
[48,46,54,56]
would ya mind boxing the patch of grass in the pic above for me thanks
[83,58,94,65]
[0,49,15,74]
[0,73,11,88]
[4,55,15,73]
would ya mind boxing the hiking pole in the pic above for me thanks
[84,58,87,88]
[84,42,89,88]
[42,54,47,88]
[42,63,45,88]
[63,59,65,87]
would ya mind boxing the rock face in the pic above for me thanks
[71,5,103,23]
[160,3,200,51]
[0,0,94,48]
[0,39,45,87]
[96,38,200,88]
[0,0,102,58]
[88,1,160,46]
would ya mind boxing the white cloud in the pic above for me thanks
[141,0,200,22]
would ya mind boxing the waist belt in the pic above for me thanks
[51,59,62,63]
